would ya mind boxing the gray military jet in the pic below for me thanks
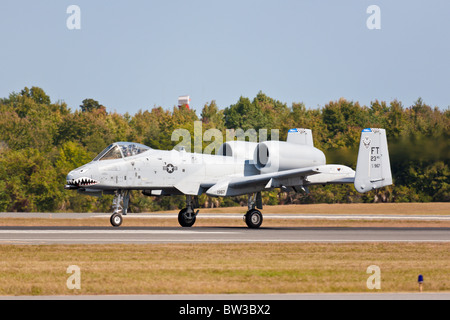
[65,128,392,228]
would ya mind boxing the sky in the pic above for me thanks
[0,0,449,115]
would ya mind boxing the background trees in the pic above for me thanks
[0,86,448,212]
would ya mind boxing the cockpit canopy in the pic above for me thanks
[93,142,151,161]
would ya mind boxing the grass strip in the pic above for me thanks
[0,243,448,296]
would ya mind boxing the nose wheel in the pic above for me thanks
[110,213,123,227]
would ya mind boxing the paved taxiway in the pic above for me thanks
[0,226,449,244]
[1,212,449,244]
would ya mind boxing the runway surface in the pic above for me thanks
[1,212,449,244]
[0,226,449,244]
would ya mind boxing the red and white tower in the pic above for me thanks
[178,95,190,109]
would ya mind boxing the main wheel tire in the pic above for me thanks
[110,213,123,227]
[178,208,196,228]
[245,210,263,229]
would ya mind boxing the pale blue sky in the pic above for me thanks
[0,0,449,114]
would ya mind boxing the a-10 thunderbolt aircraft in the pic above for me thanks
[65,128,392,228]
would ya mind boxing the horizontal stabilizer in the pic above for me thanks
[287,128,314,147]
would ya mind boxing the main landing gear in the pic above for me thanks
[178,195,199,227]
[244,192,263,229]
[110,190,130,227]
[176,193,264,229]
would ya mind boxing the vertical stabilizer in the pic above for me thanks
[354,128,392,193]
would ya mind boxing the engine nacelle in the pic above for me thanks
[218,141,258,160]
[254,141,326,173]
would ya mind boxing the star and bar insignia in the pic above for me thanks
[163,164,178,174]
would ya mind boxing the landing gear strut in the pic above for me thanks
[244,192,263,229]
[178,195,199,227]
[110,190,130,227]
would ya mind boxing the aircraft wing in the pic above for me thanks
[228,167,320,188]
[206,166,322,197]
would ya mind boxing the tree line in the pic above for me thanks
[0,87,448,213]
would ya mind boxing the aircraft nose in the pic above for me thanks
[65,171,77,190]
[65,164,99,190]
[65,166,86,188]
[66,171,75,181]
[66,165,90,180]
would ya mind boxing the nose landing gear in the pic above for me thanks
[110,190,130,227]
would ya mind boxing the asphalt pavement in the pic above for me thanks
[0,226,449,244]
